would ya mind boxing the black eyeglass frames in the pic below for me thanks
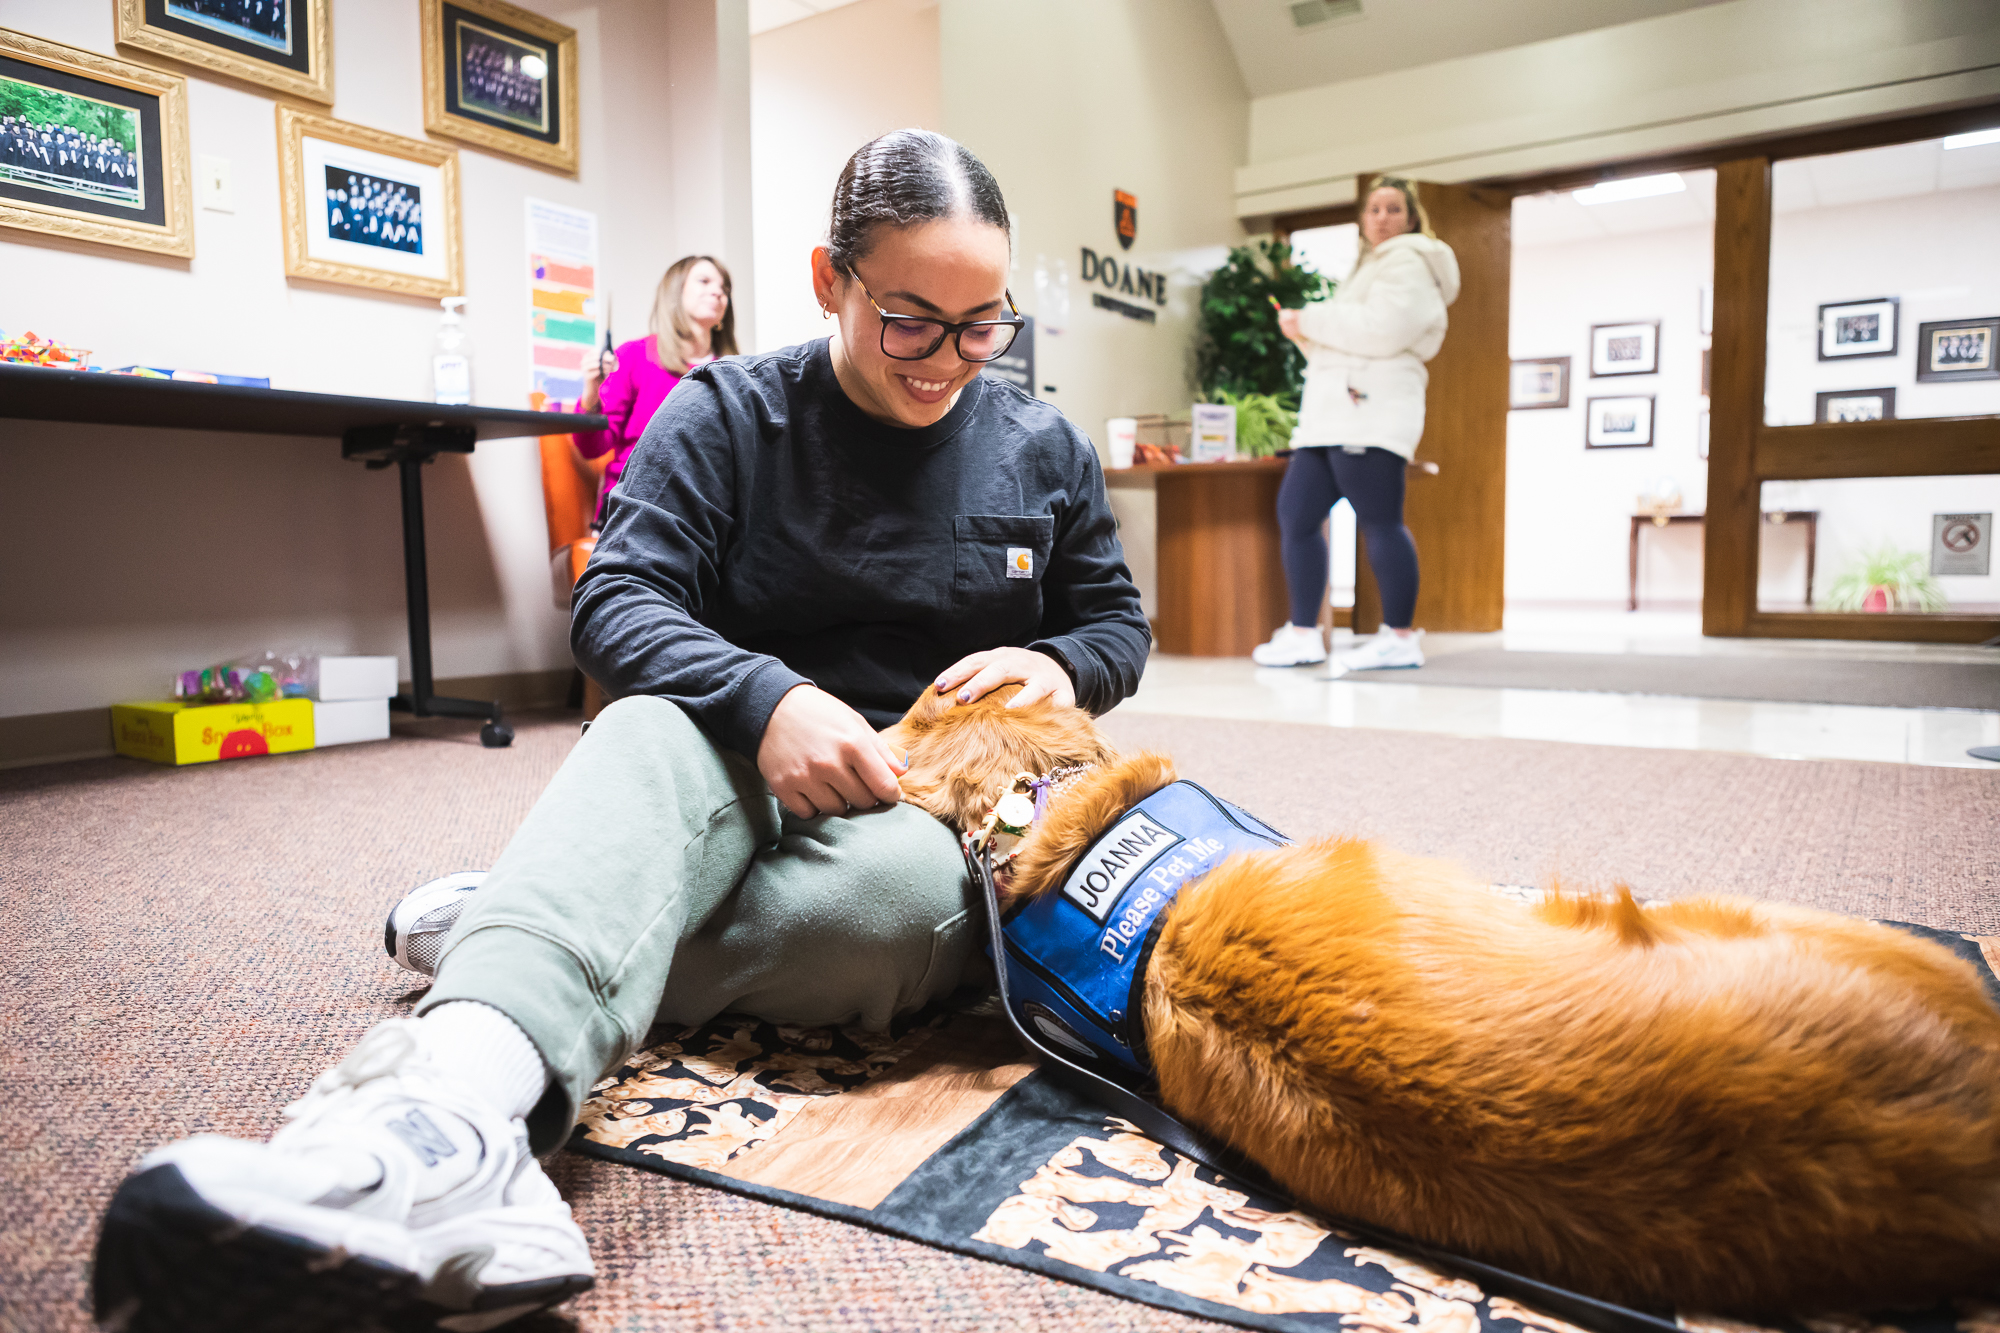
[853,276,1025,363]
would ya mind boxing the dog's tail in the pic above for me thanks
[1008,752,1177,902]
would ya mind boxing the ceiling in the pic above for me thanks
[1204,0,1731,99]
[1507,136,2000,247]
[748,0,864,38]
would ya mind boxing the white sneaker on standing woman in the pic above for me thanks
[1251,623,1327,667]
[1339,626,1425,671]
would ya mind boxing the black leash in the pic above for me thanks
[970,843,1678,1333]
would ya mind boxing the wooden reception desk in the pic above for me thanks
[1105,457,1290,657]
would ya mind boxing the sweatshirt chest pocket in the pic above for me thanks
[953,514,1054,609]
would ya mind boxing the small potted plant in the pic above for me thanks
[1822,545,1947,613]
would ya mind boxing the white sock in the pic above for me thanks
[420,1001,548,1121]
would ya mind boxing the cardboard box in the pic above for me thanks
[317,655,399,701]
[314,698,390,747]
[112,699,314,766]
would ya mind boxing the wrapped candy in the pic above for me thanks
[174,650,317,703]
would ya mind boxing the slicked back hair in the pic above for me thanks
[826,129,1010,277]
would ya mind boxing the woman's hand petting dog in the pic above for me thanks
[934,647,1075,711]
[758,683,909,819]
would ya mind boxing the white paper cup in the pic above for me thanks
[1107,416,1137,469]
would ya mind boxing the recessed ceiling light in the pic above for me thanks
[1943,127,2000,150]
[1573,173,1687,206]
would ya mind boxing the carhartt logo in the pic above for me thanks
[385,1108,459,1167]
[1061,809,1178,923]
[1006,547,1033,579]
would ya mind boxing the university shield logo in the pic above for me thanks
[1113,189,1137,251]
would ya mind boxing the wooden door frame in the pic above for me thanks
[1272,99,2000,643]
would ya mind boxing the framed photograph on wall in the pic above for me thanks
[1590,321,1658,377]
[0,28,192,257]
[1816,297,1898,361]
[1585,395,1654,448]
[277,105,461,298]
[1915,317,1999,382]
[1509,356,1569,410]
[420,0,577,174]
[1814,387,1896,423]
[116,0,332,105]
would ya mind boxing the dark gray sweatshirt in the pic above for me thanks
[572,338,1151,757]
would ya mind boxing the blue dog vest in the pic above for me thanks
[992,780,1289,1076]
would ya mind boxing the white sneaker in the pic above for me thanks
[1250,623,1327,667]
[94,1018,593,1333]
[1339,627,1426,671]
[387,872,488,976]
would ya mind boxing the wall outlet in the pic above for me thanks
[198,154,234,213]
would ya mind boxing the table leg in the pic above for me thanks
[388,453,513,747]
[1803,513,1817,610]
[1628,517,1640,612]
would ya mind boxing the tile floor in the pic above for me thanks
[1115,608,2000,770]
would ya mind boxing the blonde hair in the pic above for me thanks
[1355,175,1435,268]
[649,254,738,373]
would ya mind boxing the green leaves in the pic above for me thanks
[1823,544,1948,612]
[1208,388,1298,458]
[1194,237,1333,412]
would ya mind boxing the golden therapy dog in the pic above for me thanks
[882,684,2000,1317]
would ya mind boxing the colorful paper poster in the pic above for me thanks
[526,198,599,409]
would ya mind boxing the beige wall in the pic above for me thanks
[1238,0,2000,216]
[750,0,940,353]
[0,0,751,726]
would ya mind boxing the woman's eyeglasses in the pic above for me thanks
[854,275,1024,363]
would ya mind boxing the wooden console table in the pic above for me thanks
[1629,510,1817,612]
[1106,457,1290,656]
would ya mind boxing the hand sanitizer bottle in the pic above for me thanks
[433,297,472,405]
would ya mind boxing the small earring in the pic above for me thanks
[820,306,831,319]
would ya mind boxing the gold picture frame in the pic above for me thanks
[116,0,333,105]
[0,27,192,257]
[420,0,577,174]
[277,105,462,299]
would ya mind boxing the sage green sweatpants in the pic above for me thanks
[418,694,979,1152]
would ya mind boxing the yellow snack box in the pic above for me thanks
[112,699,316,765]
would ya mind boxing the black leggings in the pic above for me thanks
[1275,446,1419,629]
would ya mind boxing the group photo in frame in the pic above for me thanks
[115,0,332,105]
[1589,320,1659,377]
[1915,317,1999,382]
[1508,356,1570,410]
[1585,394,1655,448]
[1816,296,1898,361]
[420,0,577,174]
[1814,387,1896,423]
[277,105,462,298]
[0,26,191,256]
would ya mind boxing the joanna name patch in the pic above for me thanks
[1060,808,1178,923]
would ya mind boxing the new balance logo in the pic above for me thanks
[384,1108,459,1167]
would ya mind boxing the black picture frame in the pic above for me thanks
[1814,388,1896,423]
[1816,297,1898,361]
[1509,356,1569,410]
[1915,317,1999,382]
[1585,394,1655,449]
[1589,321,1659,377]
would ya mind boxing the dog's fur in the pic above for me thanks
[886,686,2000,1316]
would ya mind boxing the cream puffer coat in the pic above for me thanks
[1291,232,1460,460]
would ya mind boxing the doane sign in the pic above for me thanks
[1081,246,1168,308]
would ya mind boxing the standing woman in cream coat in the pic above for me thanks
[1253,176,1459,670]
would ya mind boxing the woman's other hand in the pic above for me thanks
[757,684,908,818]
[1277,307,1307,348]
[581,350,617,413]
[934,647,1076,711]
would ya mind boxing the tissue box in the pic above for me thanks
[317,656,399,701]
[314,698,391,747]
[113,699,314,765]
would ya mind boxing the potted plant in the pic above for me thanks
[1194,237,1333,411]
[1208,388,1298,457]
[1822,545,1948,613]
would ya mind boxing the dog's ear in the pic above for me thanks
[1007,752,1177,902]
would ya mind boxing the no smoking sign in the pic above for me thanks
[1932,512,1992,576]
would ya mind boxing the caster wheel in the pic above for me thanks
[480,721,514,748]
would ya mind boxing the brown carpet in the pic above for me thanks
[3,710,1996,1332]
